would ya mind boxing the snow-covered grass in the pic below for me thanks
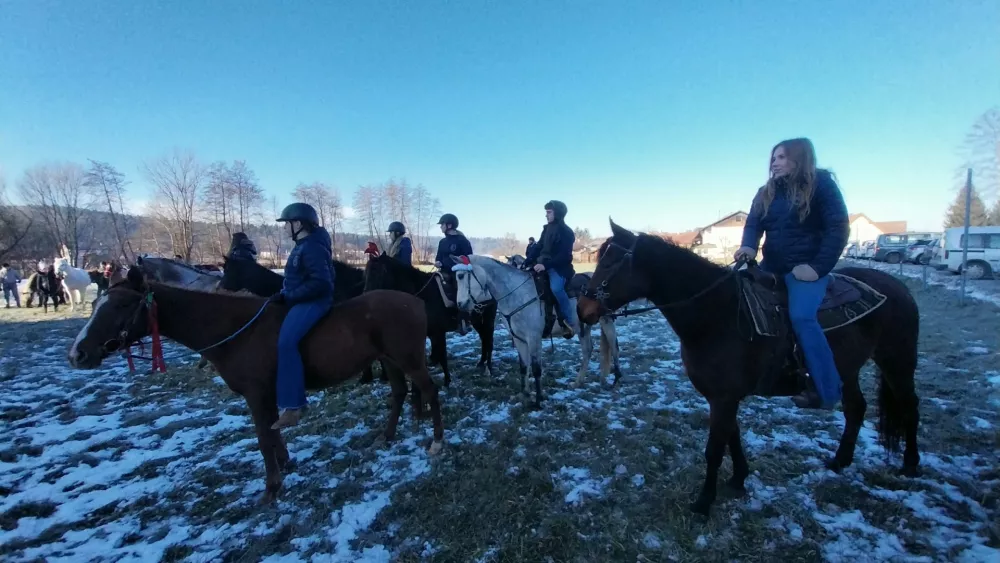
[0,275,997,561]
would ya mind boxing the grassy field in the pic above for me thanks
[0,270,997,562]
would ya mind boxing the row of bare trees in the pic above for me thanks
[0,149,459,267]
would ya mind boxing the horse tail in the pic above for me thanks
[871,279,920,455]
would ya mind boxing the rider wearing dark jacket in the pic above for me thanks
[434,213,474,334]
[527,200,576,337]
[270,202,335,429]
[735,138,849,411]
[227,232,258,262]
[386,221,413,266]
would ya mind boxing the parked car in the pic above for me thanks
[859,240,876,259]
[873,232,938,264]
[844,242,860,258]
[937,226,1000,280]
[905,238,937,264]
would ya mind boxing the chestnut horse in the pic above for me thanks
[578,220,920,516]
[67,267,443,502]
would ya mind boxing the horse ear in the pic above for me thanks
[125,266,145,290]
[609,218,632,239]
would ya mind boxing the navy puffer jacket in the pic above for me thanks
[740,169,849,278]
[281,227,335,304]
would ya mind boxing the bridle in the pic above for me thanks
[455,263,537,343]
[579,236,742,318]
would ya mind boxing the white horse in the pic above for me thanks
[452,255,621,405]
[55,258,92,311]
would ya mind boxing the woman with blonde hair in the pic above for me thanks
[734,138,850,410]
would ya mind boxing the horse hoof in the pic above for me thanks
[530,401,543,411]
[427,440,443,456]
[825,458,847,473]
[689,499,712,517]
[259,489,279,505]
[725,479,747,496]
[898,465,921,478]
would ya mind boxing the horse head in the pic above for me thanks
[450,255,491,312]
[68,266,151,370]
[578,219,648,324]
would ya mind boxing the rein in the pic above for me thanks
[585,238,744,319]
[108,288,271,373]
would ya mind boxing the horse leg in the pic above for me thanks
[691,398,739,516]
[247,395,284,503]
[429,332,451,387]
[872,331,921,476]
[574,322,593,387]
[514,340,530,396]
[602,318,623,386]
[383,365,410,442]
[725,422,750,494]
[360,363,375,384]
[828,370,865,472]
[472,308,496,377]
[531,350,543,408]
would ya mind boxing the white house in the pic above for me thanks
[848,214,907,244]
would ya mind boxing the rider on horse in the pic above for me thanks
[228,232,259,262]
[525,237,537,258]
[385,221,413,266]
[734,137,849,411]
[435,213,474,335]
[269,202,336,429]
[525,200,577,339]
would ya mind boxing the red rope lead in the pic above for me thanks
[147,300,167,373]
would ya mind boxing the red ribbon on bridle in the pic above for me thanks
[124,292,167,373]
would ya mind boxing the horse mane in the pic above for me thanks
[332,259,365,286]
[374,254,433,285]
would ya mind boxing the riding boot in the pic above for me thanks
[557,316,575,340]
[271,406,305,429]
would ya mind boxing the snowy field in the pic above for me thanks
[0,268,998,561]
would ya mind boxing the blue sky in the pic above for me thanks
[1,1,998,240]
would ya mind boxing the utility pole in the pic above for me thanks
[960,168,972,307]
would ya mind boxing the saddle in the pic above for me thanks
[530,270,590,335]
[432,272,457,309]
[738,262,887,396]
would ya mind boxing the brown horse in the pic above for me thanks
[67,267,443,502]
[578,220,920,516]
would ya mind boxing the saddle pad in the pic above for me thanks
[740,273,887,337]
[432,273,456,309]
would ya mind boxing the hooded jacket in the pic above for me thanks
[526,201,575,278]
[387,235,413,266]
[281,226,335,305]
[228,233,258,262]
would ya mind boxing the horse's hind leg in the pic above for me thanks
[430,332,452,387]
[725,421,750,494]
[599,317,623,386]
[574,323,593,387]
[384,365,410,442]
[873,329,921,475]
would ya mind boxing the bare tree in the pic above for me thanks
[960,108,1000,203]
[352,184,383,248]
[498,232,521,257]
[203,161,237,256]
[230,160,264,232]
[142,150,205,262]
[261,195,285,266]
[292,182,344,248]
[84,160,135,263]
[17,162,93,266]
[0,174,33,262]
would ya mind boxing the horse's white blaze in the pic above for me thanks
[69,294,109,360]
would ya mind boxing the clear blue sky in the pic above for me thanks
[1,1,998,240]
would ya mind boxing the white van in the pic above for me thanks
[934,226,1000,280]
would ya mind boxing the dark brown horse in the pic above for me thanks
[364,253,498,386]
[578,220,920,516]
[67,267,443,502]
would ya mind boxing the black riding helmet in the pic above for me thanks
[276,202,320,227]
[437,213,459,229]
[387,221,406,235]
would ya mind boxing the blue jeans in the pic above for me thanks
[785,273,841,407]
[3,282,19,306]
[548,271,574,322]
[276,299,331,409]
